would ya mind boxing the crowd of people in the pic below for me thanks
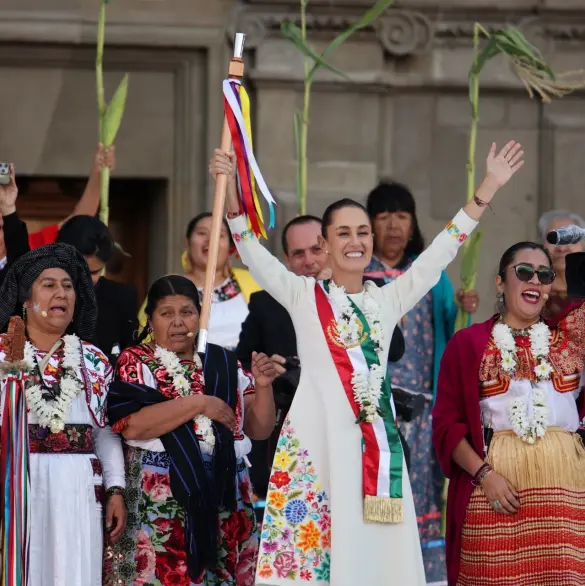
[0,135,585,586]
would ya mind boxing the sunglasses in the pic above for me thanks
[511,263,556,285]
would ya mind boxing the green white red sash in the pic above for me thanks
[315,281,403,523]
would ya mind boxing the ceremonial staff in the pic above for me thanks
[197,33,276,353]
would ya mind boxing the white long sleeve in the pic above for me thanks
[381,209,478,318]
[92,369,125,489]
[93,425,126,489]
[228,215,306,312]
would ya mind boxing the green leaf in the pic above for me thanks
[102,73,129,146]
[459,230,483,290]
[288,458,298,473]
[293,109,303,210]
[308,0,394,83]
[267,506,279,517]
[281,21,348,79]
[287,490,304,500]
[469,37,502,78]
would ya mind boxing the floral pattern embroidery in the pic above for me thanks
[232,230,254,244]
[103,449,258,586]
[28,424,93,454]
[257,419,331,582]
[445,221,468,243]
[197,274,242,304]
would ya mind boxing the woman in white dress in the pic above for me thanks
[0,244,126,586]
[209,140,524,586]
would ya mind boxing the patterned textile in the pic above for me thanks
[366,255,446,583]
[197,274,242,304]
[257,419,331,583]
[0,243,97,340]
[104,448,258,586]
[458,430,585,586]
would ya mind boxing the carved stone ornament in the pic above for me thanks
[375,10,434,57]
[226,6,268,49]
[226,6,433,57]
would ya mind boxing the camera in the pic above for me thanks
[273,356,300,411]
[392,387,426,423]
[0,163,10,186]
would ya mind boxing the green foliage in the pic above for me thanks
[282,0,394,214]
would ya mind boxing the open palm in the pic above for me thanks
[486,141,524,189]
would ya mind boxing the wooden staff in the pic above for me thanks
[197,33,246,354]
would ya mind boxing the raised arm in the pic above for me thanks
[383,141,524,317]
[210,149,305,312]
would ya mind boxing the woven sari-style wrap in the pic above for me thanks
[0,244,98,341]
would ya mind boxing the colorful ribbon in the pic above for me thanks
[223,79,276,239]
[0,373,30,586]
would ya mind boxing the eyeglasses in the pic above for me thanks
[511,263,556,285]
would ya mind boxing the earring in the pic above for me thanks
[496,292,505,314]
[22,306,27,321]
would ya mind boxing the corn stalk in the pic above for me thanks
[282,0,394,214]
[96,0,129,226]
[454,23,585,332]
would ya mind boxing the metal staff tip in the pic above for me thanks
[234,33,246,59]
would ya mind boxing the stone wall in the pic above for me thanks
[1,0,585,319]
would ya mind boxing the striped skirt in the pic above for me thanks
[458,428,585,586]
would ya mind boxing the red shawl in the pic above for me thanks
[432,311,585,585]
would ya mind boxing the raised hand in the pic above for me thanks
[209,149,236,180]
[485,141,524,190]
[0,164,18,216]
[95,143,116,172]
[252,351,278,387]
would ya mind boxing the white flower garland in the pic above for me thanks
[492,321,553,443]
[23,335,84,434]
[328,282,384,423]
[153,345,215,449]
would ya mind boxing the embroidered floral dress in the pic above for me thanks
[0,335,125,586]
[104,345,259,586]
[199,274,249,350]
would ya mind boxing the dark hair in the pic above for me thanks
[321,198,371,238]
[281,215,322,255]
[56,215,114,263]
[498,241,553,281]
[138,275,201,342]
[185,212,233,246]
[366,181,425,257]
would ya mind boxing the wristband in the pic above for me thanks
[473,194,494,214]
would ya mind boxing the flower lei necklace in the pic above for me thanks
[492,320,553,443]
[153,345,215,448]
[23,335,84,434]
[328,282,385,423]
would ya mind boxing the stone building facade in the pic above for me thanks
[1,0,584,315]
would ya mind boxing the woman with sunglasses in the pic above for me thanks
[433,241,585,586]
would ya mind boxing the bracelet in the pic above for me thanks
[473,194,494,214]
[106,486,126,502]
[472,463,493,487]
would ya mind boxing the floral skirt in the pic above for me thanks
[103,447,259,586]
[458,428,585,586]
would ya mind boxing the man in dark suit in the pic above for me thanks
[56,215,138,362]
[237,216,407,512]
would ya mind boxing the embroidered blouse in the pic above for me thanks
[479,308,585,434]
[0,334,125,489]
[114,344,255,457]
